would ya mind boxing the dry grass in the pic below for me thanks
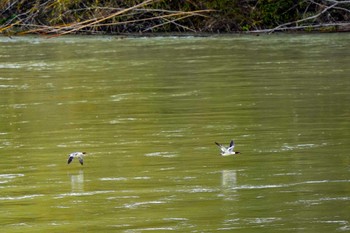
[0,0,213,36]
[1,0,349,35]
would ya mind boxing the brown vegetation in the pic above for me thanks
[0,0,349,36]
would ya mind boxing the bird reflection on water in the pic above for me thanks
[221,170,238,201]
[222,170,237,188]
[69,170,84,193]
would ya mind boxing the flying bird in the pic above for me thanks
[215,140,240,156]
[67,152,86,165]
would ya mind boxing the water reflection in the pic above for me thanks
[221,170,237,188]
[220,170,238,201]
[0,35,349,233]
[69,170,84,193]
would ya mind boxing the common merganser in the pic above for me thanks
[67,152,86,165]
[215,140,240,156]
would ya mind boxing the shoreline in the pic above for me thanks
[1,29,349,39]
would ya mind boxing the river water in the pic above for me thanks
[0,34,349,232]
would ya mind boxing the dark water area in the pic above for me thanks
[0,34,349,232]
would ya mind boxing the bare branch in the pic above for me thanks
[267,1,341,33]
[49,0,159,37]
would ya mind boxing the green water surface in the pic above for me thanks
[0,34,349,232]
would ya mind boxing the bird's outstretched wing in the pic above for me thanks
[215,142,227,153]
[229,140,234,148]
[227,140,235,152]
[67,156,74,164]
[78,156,83,165]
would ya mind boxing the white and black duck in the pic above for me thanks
[67,152,86,165]
[215,140,240,156]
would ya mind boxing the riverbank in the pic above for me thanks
[1,0,349,36]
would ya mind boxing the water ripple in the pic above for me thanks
[0,173,25,184]
[123,200,166,209]
[229,179,350,190]
[144,152,177,158]
[55,190,115,199]
[0,194,44,200]
[125,227,174,232]
[100,177,128,181]
[0,173,25,179]
[99,177,151,181]
[314,220,350,231]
